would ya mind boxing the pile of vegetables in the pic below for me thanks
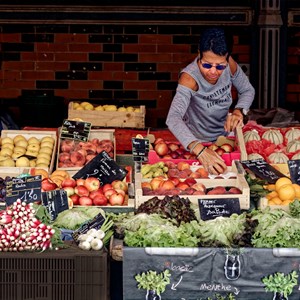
[0,199,55,252]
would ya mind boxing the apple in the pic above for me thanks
[141,182,152,189]
[114,188,126,197]
[150,177,165,190]
[215,147,225,156]
[169,176,180,187]
[84,177,100,192]
[69,194,80,205]
[176,182,190,191]
[93,194,108,206]
[89,189,104,200]
[111,180,128,192]
[154,142,169,157]
[102,183,113,193]
[41,178,58,191]
[189,171,202,179]
[191,183,206,193]
[104,188,117,199]
[63,186,75,197]
[207,186,227,195]
[61,178,76,188]
[184,177,197,187]
[159,179,176,190]
[208,143,219,151]
[220,143,234,153]
[168,143,179,152]
[76,178,85,186]
[74,185,90,197]
[79,196,93,206]
[177,161,190,171]
[109,192,125,206]
[154,137,164,145]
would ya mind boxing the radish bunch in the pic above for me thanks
[0,199,55,252]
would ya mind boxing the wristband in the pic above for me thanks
[189,141,202,154]
[196,146,207,159]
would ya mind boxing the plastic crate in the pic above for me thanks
[0,244,109,300]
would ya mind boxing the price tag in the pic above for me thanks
[198,198,241,221]
[241,159,286,184]
[288,159,300,184]
[5,175,42,206]
[132,137,150,162]
[72,150,128,185]
[41,190,69,221]
[60,119,92,142]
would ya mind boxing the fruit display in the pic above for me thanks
[57,136,114,168]
[61,177,129,207]
[242,121,300,162]
[0,133,56,169]
[71,101,141,113]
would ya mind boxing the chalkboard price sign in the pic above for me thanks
[241,159,286,183]
[198,198,241,221]
[60,119,92,142]
[41,189,69,221]
[288,159,300,184]
[72,150,128,185]
[5,175,42,206]
[132,137,150,162]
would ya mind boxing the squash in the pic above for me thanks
[267,152,289,164]
[243,130,261,143]
[262,129,283,145]
[286,140,300,153]
[247,153,264,160]
[285,127,300,143]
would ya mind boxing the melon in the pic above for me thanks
[243,130,261,143]
[285,127,300,143]
[262,129,283,145]
[291,152,300,160]
[286,140,300,153]
[267,152,289,164]
[247,153,264,160]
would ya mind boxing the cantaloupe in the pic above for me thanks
[286,140,300,153]
[247,153,264,160]
[262,129,283,145]
[243,130,261,143]
[268,152,289,163]
[285,127,300,143]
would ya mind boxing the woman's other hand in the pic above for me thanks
[224,111,243,132]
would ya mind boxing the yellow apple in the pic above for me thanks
[15,139,28,149]
[83,103,94,110]
[73,102,80,109]
[13,146,26,154]
[104,105,117,111]
[41,136,55,144]
[80,101,91,107]
[27,143,40,152]
[0,148,13,157]
[126,106,134,112]
[29,160,36,167]
[0,155,10,162]
[1,143,14,151]
[75,106,84,110]
[16,156,30,167]
[27,137,40,144]
[95,105,104,111]
[0,158,15,167]
[13,135,27,144]
[25,150,39,157]
[36,163,49,168]
[36,157,50,166]
[37,152,51,161]
[118,107,127,112]
[1,137,14,145]
[12,152,24,160]
[39,146,53,155]
[40,141,54,149]
[134,108,141,112]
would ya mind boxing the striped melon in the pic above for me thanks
[262,129,283,145]
[243,130,261,143]
[285,127,300,143]
[286,140,300,153]
[268,152,289,163]
[291,152,300,160]
[247,153,264,160]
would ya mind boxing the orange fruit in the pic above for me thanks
[277,184,296,201]
[271,197,283,205]
[266,191,278,200]
[275,177,292,192]
[292,183,300,198]
[282,199,293,206]
[264,184,276,191]
[268,200,276,205]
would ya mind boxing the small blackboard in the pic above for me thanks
[60,119,92,142]
[72,150,128,185]
[241,159,286,184]
[198,198,241,221]
[5,175,42,206]
[132,138,150,162]
[41,189,69,221]
[72,213,105,242]
[288,159,300,185]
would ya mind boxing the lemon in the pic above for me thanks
[277,184,296,201]
[292,183,300,198]
[275,177,292,191]
[271,196,283,205]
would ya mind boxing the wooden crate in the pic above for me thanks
[56,128,116,176]
[258,197,290,212]
[0,130,57,174]
[68,102,145,128]
[134,164,250,210]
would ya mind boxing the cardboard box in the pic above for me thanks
[135,163,250,210]
[0,130,57,174]
[68,102,145,128]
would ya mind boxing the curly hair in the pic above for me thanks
[198,27,233,60]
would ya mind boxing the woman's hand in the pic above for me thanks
[224,111,243,132]
[197,147,227,175]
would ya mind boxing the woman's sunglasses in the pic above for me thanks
[201,62,227,71]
